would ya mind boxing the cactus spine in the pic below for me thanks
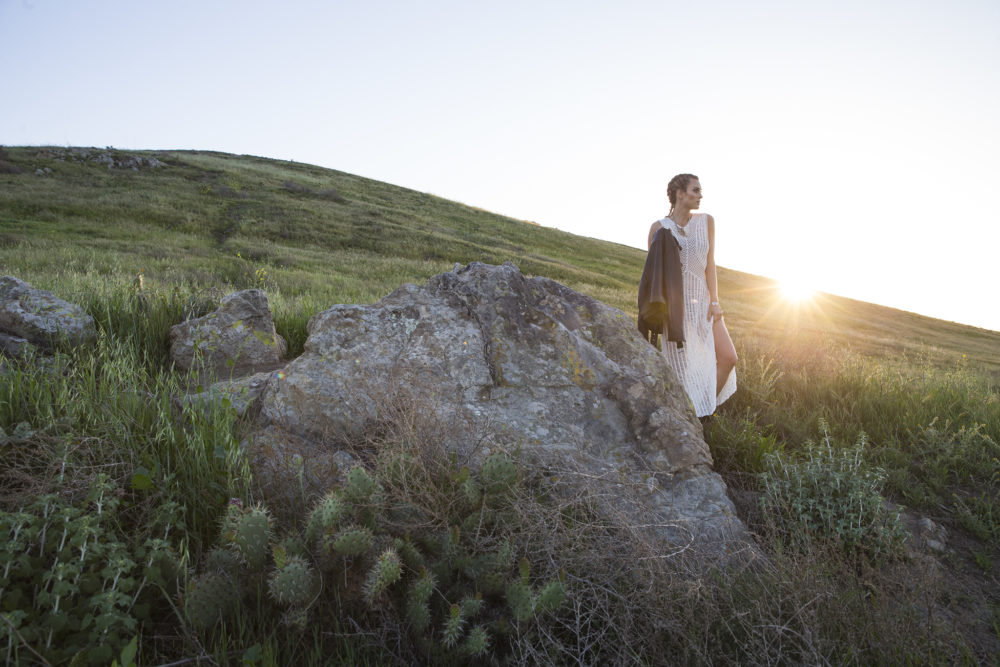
[462,625,490,657]
[441,603,465,648]
[363,548,402,603]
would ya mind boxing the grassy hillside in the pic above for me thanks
[1,146,998,664]
[2,146,997,371]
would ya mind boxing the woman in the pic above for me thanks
[647,173,737,417]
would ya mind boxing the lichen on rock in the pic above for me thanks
[169,288,287,378]
[0,275,96,351]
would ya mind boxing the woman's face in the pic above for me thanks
[676,179,702,210]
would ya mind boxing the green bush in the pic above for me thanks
[0,473,182,666]
[760,422,907,559]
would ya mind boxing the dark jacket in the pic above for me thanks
[638,225,684,349]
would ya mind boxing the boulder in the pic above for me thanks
[0,276,96,351]
[0,332,34,359]
[251,262,745,548]
[168,289,287,378]
[183,370,275,416]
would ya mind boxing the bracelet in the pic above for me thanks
[711,301,720,307]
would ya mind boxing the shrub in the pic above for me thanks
[759,422,907,559]
[0,472,182,666]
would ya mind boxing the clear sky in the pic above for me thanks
[3,0,999,331]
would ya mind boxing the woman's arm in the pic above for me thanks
[705,215,723,321]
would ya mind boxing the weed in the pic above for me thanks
[760,423,907,560]
[0,468,182,665]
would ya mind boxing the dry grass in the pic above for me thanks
[248,383,997,665]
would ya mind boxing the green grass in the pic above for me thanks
[1,145,999,663]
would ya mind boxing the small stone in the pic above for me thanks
[925,538,947,553]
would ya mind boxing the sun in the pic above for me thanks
[779,278,816,302]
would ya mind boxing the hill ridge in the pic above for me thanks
[1,146,997,373]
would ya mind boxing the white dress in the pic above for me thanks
[656,214,737,417]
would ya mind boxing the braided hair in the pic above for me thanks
[667,173,699,214]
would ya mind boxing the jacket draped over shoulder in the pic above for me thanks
[638,226,684,349]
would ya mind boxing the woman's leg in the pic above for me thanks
[713,317,738,394]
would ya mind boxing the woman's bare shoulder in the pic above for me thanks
[647,219,666,249]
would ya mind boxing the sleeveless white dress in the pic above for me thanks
[656,214,737,417]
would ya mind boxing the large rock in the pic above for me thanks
[250,262,745,548]
[169,289,287,378]
[0,332,33,359]
[0,276,96,351]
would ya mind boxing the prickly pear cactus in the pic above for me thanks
[223,505,272,570]
[393,536,425,570]
[268,555,318,607]
[480,452,518,499]
[305,491,344,544]
[188,450,568,662]
[441,603,466,648]
[363,548,402,602]
[328,525,374,557]
[405,567,437,633]
[462,625,490,657]
[282,607,310,630]
[185,571,240,630]
[204,547,241,576]
[278,534,308,560]
[535,577,567,614]
[344,465,379,504]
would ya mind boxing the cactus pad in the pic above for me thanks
[408,568,437,605]
[231,506,272,570]
[305,492,344,544]
[268,556,317,607]
[363,548,402,603]
[441,603,465,648]
[393,537,425,570]
[329,525,373,557]
[185,572,239,630]
[344,465,378,504]
[535,579,566,614]
[462,625,490,657]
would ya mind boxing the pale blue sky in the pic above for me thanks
[3,0,999,331]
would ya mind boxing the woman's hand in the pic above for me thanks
[707,302,724,322]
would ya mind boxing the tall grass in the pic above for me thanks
[0,281,248,540]
[707,332,1000,545]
